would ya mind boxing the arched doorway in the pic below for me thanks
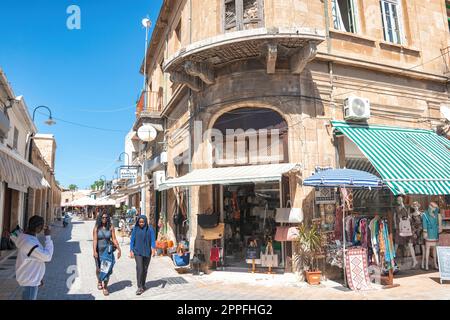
[212,107,288,166]
[210,107,290,270]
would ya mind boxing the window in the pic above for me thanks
[12,127,18,150]
[174,20,181,52]
[224,0,264,32]
[332,0,358,33]
[380,0,403,44]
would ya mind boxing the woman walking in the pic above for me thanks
[93,211,121,296]
[130,215,156,295]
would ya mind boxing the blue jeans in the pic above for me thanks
[22,286,39,300]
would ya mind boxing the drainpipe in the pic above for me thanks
[323,0,331,54]
[189,0,192,44]
[187,88,193,253]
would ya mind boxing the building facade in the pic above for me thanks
[27,134,62,226]
[134,0,450,272]
[0,69,50,245]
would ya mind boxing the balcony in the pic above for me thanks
[134,90,164,131]
[162,27,325,91]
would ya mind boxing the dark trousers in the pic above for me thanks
[135,255,151,289]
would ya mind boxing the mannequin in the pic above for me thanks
[422,202,442,270]
[410,202,425,268]
[393,196,417,268]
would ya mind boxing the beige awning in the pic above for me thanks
[0,144,46,189]
[158,163,299,191]
[109,180,152,199]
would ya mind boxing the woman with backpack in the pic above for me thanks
[93,210,121,296]
[129,215,156,295]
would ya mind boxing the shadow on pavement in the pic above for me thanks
[38,221,94,300]
[108,280,133,293]
[146,279,168,289]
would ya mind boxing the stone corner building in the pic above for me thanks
[27,134,61,226]
[136,0,450,272]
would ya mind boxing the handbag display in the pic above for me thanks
[399,217,413,237]
[287,227,300,241]
[199,223,225,240]
[261,242,279,267]
[197,212,219,228]
[274,226,299,241]
[156,240,168,249]
[172,252,190,267]
[275,200,303,223]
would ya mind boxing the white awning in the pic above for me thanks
[0,144,46,189]
[158,163,299,191]
[109,180,152,199]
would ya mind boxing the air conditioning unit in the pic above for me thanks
[344,96,370,121]
[153,170,166,190]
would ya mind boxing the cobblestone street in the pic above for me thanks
[1,216,449,300]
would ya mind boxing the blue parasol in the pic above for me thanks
[303,168,385,289]
[303,168,384,189]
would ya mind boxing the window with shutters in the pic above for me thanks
[12,127,19,150]
[380,0,403,44]
[224,0,264,32]
[332,0,359,34]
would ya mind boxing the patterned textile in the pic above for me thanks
[345,247,373,291]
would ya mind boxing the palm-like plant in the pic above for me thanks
[293,223,322,272]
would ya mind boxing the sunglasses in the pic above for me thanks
[102,216,108,219]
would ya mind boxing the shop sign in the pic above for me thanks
[120,167,138,179]
[436,246,450,284]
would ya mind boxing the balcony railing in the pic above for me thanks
[136,90,163,117]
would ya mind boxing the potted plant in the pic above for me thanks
[293,223,322,285]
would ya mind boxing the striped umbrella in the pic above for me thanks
[303,168,384,189]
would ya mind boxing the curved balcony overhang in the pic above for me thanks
[163,27,325,92]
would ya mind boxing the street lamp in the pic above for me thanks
[32,106,56,126]
[117,152,131,166]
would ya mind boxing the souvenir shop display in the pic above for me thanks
[172,243,190,267]
[246,239,261,272]
[198,210,219,228]
[345,247,373,291]
[261,240,278,273]
[199,223,225,241]
[422,202,442,270]
[438,195,450,247]
[302,168,391,289]
[275,201,303,223]
[393,196,417,268]
[222,183,280,269]
[210,243,224,270]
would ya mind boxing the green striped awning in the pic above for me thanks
[332,121,450,195]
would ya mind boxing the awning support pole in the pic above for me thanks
[342,187,347,288]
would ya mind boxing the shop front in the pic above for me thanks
[159,163,300,271]
[310,121,450,288]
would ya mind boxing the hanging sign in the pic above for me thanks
[436,246,450,284]
[120,167,138,179]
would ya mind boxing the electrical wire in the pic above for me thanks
[66,104,135,113]
[36,111,129,133]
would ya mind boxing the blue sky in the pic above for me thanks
[0,0,162,189]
